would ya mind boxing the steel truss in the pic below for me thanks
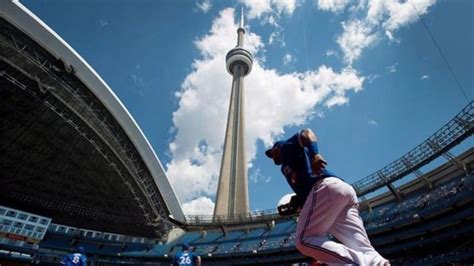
[0,18,172,236]
[352,101,473,196]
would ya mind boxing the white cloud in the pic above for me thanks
[325,95,348,107]
[335,0,436,65]
[130,69,145,96]
[167,8,364,214]
[194,9,263,59]
[249,168,272,184]
[268,30,285,46]
[383,0,437,32]
[385,30,394,41]
[386,62,397,73]
[366,0,386,25]
[182,197,215,215]
[273,0,297,15]
[283,53,293,65]
[278,193,295,206]
[131,74,144,86]
[266,15,280,27]
[315,110,325,118]
[367,74,379,84]
[384,30,401,44]
[337,20,378,65]
[241,0,272,19]
[240,0,297,19]
[99,19,109,28]
[239,0,298,51]
[317,0,350,13]
[366,0,437,30]
[368,120,378,126]
[325,49,338,57]
[420,74,430,80]
[196,0,212,13]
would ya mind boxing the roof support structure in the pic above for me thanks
[386,183,402,202]
[0,15,178,236]
[401,157,433,190]
[428,140,470,176]
[353,101,473,196]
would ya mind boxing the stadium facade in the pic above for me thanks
[0,1,473,265]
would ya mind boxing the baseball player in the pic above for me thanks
[60,246,87,266]
[172,243,201,266]
[266,129,390,266]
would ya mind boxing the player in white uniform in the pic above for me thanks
[266,129,390,266]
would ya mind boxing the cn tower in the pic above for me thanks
[214,9,253,217]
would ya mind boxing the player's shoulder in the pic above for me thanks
[298,128,316,140]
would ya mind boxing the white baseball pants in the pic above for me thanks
[295,177,388,266]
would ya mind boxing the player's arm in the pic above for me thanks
[196,255,201,266]
[298,129,327,174]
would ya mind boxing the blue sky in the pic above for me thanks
[21,0,472,215]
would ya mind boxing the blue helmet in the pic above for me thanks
[265,141,284,158]
[182,242,190,250]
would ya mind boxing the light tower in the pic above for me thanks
[214,9,253,217]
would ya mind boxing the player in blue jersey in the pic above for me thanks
[60,246,87,266]
[266,129,390,266]
[172,243,201,266]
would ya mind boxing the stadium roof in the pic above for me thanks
[0,0,183,237]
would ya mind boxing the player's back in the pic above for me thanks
[173,250,197,266]
[61,252,87,266]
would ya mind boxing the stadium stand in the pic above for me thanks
[1,0,473,265]
[0,108,471,266]
[128,150,473,265]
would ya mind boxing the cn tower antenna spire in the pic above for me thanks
[236,7,245,47]
[240,7,244,30]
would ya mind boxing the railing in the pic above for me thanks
[352,101,473,196]
[365,174,473,230]
[184,208,283,226]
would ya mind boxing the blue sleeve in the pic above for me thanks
[303,149,315,177]
[297,130,318,156]
[306,141,319,156]
[81,255,87,266]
